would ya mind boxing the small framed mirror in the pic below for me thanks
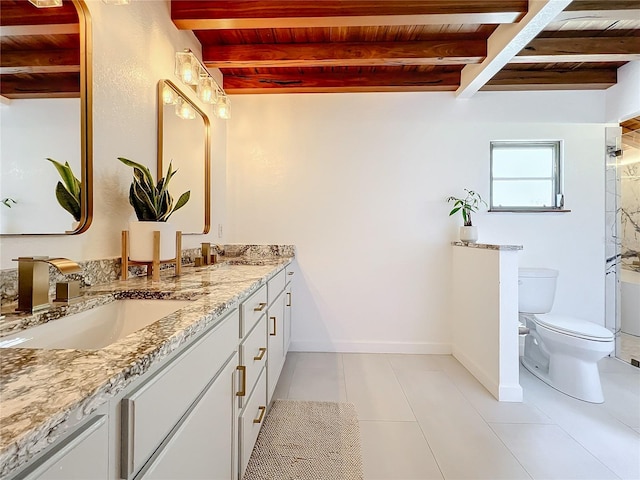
[157,79,210,235]
[0,0,92,235]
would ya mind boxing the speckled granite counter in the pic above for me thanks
[0,256,292,477]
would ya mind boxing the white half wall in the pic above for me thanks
[0,0,227,269]
[451,245,522,402]
[227,91,608,353]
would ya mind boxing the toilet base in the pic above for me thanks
[521,352,605,404]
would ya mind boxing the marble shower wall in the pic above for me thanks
[621,131,640,269]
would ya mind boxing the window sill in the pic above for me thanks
[488,209,572,213]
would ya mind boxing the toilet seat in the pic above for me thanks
[534,314,614,342]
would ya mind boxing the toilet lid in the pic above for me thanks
[535,314,614,341]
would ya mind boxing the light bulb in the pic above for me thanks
[175,99,196,120]
[162,85,177,105]
[214,96,231,119]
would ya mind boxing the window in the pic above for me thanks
[490,141,564,211]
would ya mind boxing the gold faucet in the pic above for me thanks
[13,257,82,312]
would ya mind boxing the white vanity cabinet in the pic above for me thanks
[4,261,296,480]
[284,267,294,353]
[237,287,268,478]
[266,266,292,404]
[267,291,286,403]
[16,414,109,480]
[136,353,238,480]
[121,309,240,480]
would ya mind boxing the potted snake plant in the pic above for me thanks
[47,158,81,227]
[118,157,190,262]
[447,189,487,243]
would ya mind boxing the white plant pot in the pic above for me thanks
[129,221,176,262]
[460,226,478,243]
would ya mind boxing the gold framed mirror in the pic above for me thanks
[0,0,92,235]
[157,79,210,235]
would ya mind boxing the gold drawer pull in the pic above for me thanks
[270,316,277,336]
[254,347,267,361]
[286,292,292,307]
[236,365,246,397]
[254,302,267,312]
[253,406,266,424]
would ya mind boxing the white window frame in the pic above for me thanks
[490,140,564,212]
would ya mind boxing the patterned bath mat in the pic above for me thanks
[243,400,364,480]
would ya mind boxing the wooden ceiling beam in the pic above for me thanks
[512,36,640,63]
[0,73,80,99]
[172,1,526,29]
[556,0,640,22]
[203,40,486,68]
[456,0,572,98]
[482,68,617,90]
[0,48,79,75]
[223,69,461,93]
[0,23,79,37]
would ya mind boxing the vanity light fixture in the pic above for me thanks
[162,84,178,105]
[197,76,218,105]
[28,0,63,7]
[174,49,230,119]
[175,98,196,120]
[213,95,231,120]
[175,50,199,86]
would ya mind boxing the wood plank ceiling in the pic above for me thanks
[0,0,80,99]
[171,0,640,94]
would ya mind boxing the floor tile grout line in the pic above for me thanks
[387,354,447,480]
[431,356,536,480]
[486,422,622,480]
[518,365,637,479]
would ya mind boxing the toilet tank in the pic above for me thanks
[518,268,559,313]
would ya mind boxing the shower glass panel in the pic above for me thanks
[613,128,640,365]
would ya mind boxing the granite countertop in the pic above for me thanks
[451,241,523,251]
[0,257,292,477]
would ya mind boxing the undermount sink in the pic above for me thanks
[0,299,192,350]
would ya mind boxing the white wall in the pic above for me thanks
[1,99,80,234]
[0,0,227,269]
[606,61,640,123]
[606,61,640,124]
[227,91,608,353]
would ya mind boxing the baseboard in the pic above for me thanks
[289,340,452,354]
[498,383,524,402]
[453,348,523,402]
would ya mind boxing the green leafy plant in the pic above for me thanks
[447,189,487,226]
[118,157,190,222]
[47,158,81,221]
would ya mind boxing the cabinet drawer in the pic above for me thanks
[239,317,267,408]
[121,309,239,478]
[267,268,286,305]
[240,285,267,338]
[239,368,267,478]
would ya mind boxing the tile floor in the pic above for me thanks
[618,333,640,366]
[272,353,640,480]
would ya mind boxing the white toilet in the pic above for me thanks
[519,268,614,403]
